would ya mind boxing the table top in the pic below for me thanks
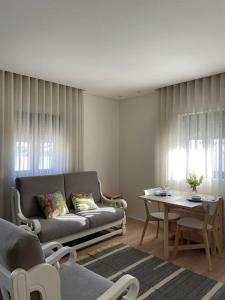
[139,190,215,209]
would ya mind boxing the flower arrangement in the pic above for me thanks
[186,173,203,193]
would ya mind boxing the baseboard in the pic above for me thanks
[126,214,161,227]
[126,214,145,222]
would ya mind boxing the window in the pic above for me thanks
[170,110,225,181]
[15,141,30,171]
[14,112,61,177]
[39,142,54,170]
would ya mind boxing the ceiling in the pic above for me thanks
[1,0,225,99]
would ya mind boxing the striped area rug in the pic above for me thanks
[78,243,225,300]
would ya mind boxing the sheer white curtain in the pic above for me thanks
[156,73,225,197]
[0,70,83,218]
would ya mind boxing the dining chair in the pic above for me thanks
[173,197,223,271]
[140,188,180,245]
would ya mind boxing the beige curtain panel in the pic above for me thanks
[0,70,84,218]
[156,73,225,197]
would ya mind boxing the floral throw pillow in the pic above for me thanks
[36,191,69,218]
[71,193,98,213]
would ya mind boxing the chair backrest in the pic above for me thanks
[64,171,101,207]
[144,189,152,196]
[202,198,220,216]
[0,218,45,273]
[144,188,163,196]
[144,188,162,210]
[16,174,65,218]
[202,197,222,229]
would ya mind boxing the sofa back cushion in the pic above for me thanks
[64,172,101,208]
[0,218,45,272]
[16,174,65,218]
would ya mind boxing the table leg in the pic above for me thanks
[164,203,169,259]
[140,200,150,245]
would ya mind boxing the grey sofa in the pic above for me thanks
[11,171,127,249]
[0,218,139,300]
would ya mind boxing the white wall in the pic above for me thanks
[83,93,119,193]
[83,91,160,221]
[119,92,160,220]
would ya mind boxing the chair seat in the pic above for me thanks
[150,212,180,220]
[177,217,212,230]
[60,263,112,300]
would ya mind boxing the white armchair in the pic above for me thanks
[0,218,139,300]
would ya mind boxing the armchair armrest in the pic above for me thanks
[11,264,61,300]
[19,224,33,232]
[45,246,77,267]
[97,274,139,300]
[42,241,63,257]
[11,188,41,234]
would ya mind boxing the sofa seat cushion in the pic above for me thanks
[60,263,112,300]
[76,207,124,229]
[38,214,89,243]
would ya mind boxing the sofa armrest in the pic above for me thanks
[98,180,127,209]
[46,246,77,266]
[18,212,41,234]
[11,188,41,234]
[97,274,139,300]
[101,195,127,209]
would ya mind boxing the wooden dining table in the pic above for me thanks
[138,191,215,259]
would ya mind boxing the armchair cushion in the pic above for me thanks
[76,206,125,229]
[16,174,65,218]
[60,263,112,300]
[64,172,101,208]
[37,214,89,243]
